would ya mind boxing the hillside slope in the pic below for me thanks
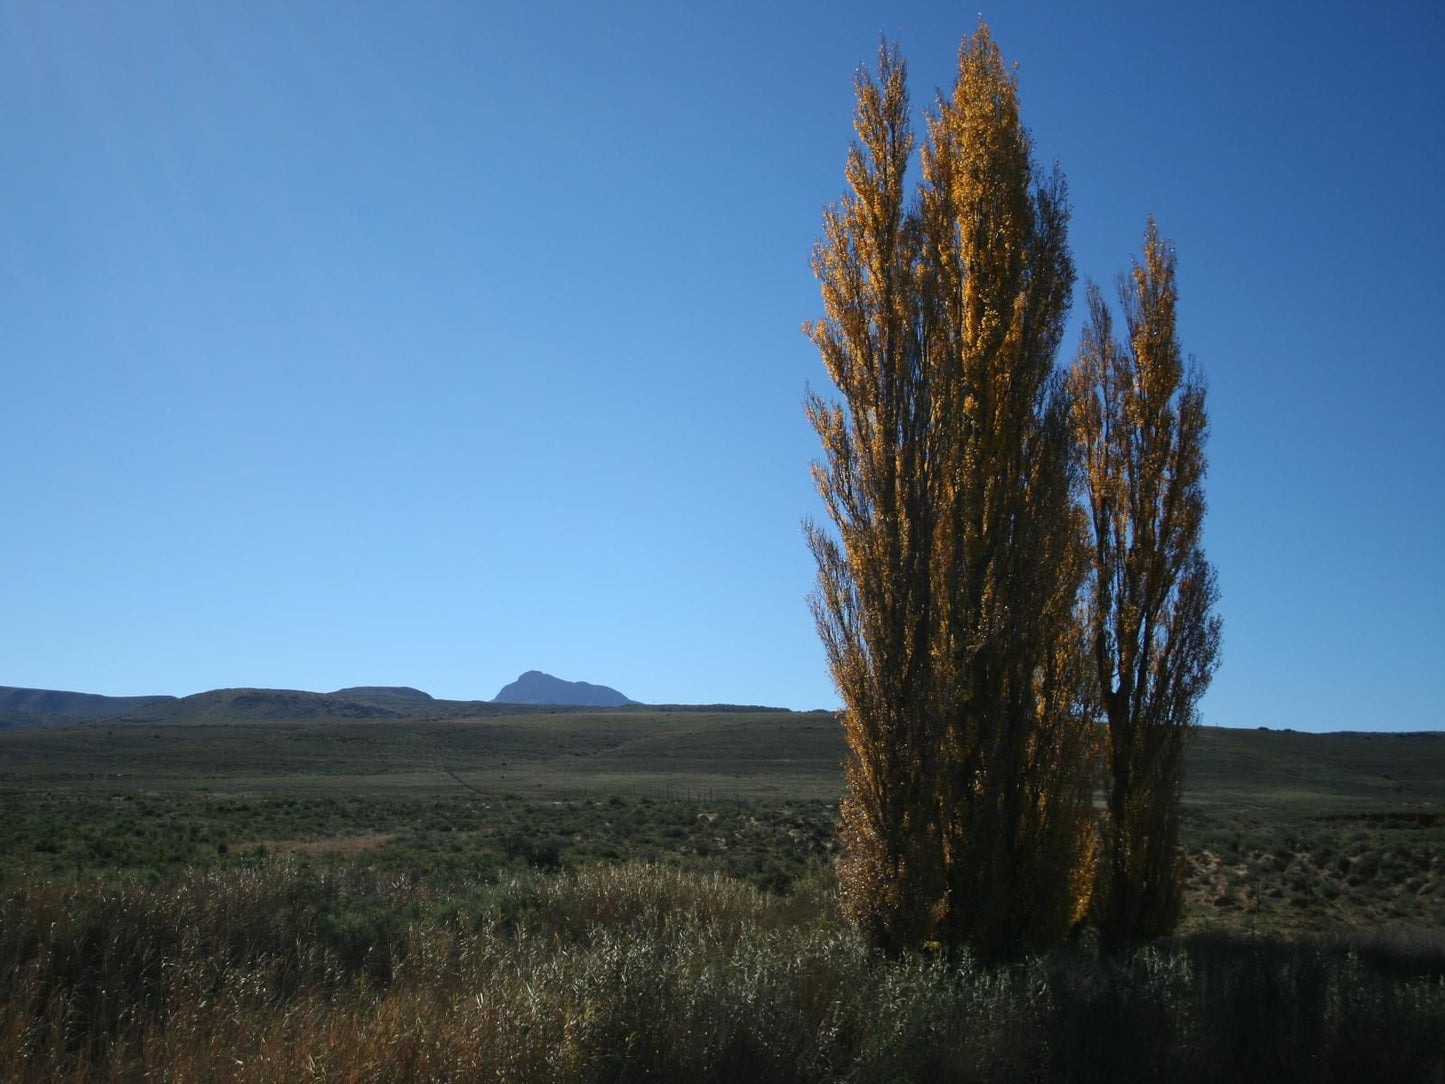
[0,686,177,728]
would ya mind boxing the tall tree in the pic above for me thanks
[806,25,1096,959]
[804,42,942,952]
[1068,219,1222,950]
[918,26,1094,958]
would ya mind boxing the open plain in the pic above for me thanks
[3,710,1442,932]
[2,709,1442,1081]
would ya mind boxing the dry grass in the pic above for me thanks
[1,721,1440,1079]
[3,860,1442,1083]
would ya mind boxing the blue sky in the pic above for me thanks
[2,2,1441,730]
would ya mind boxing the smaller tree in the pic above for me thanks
[1068,219,1221,950]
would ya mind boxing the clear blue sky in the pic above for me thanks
[3,2,1441,730]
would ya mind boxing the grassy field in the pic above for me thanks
[0,709,845,798]
[1,712,1442,1080]
[3,713,1441,935]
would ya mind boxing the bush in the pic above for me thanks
[2,862,1442,1083]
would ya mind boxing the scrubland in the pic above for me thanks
[1,716,1441,1081]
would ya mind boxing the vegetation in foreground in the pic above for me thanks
[2,859,1442,1083]
[4,785,1442,937]
[2,712,1439,1082]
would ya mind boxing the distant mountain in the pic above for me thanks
[330,686,435,712]
[0,685,407,728]
[156,688,401,722]
[1,678,791,730]
[492,670,635,707]
[332,686,433,701]
[0,686,176,728]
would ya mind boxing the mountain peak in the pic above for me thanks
[492,671,635,707]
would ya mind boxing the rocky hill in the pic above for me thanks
[491,670,635,707]
[0,686,176,728]
[329,686,435,712]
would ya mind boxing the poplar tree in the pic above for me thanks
[919,27,1094,958]
[805,43,942,952]
[1068,220,1221,950]
[807,25,1097,959]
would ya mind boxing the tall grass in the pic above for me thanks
[2,860,1441,1082]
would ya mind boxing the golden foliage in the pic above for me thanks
[1067,219,1222,950]
[807,25,1096,960]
